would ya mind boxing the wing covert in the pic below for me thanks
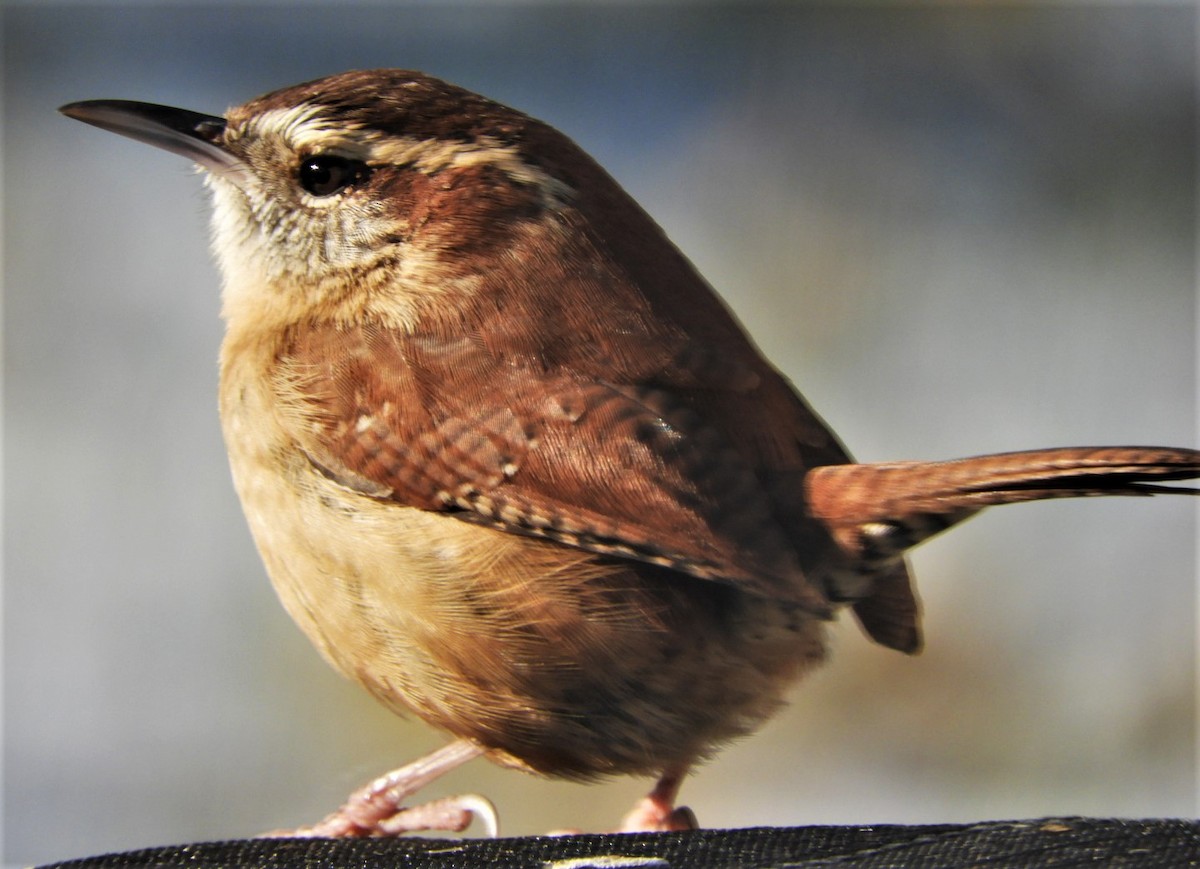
[277,322,832,611]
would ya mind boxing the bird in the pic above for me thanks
[59,69,1199,837]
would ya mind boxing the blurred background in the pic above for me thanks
[4,3,1195,866]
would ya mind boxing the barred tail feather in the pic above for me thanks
[807,446,1200,569]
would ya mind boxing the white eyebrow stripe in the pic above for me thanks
[247,105,574,204]
[246,105,367,154]
[371,135,574,202]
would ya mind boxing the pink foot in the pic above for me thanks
[617,769,698,833]
[264,739,498,838]
[618,798,698,833]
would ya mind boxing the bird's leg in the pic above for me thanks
[618,767,698,832]
[267,739,498,838]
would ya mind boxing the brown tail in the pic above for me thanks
[807,446,1199,567]
[806,446,1199,654]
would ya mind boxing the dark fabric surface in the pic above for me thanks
[36,818,1200,868]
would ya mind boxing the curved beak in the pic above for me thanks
[59,99,249,184]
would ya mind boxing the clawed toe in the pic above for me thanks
[376,793,498,837]
[616,767,698,833]
[262,739,496,838]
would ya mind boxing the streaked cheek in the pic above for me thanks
[321,198,398,267]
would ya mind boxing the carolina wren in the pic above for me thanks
[60,70,1199,836]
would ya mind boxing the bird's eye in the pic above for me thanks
[298,155,369,197]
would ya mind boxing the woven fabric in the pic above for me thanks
[36,818,1200,868]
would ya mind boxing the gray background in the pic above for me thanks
[4,4,1196,866]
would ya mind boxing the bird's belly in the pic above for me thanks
[231,449,828,779]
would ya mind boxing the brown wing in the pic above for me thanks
[266,146,916,634]
[277,321,843,611]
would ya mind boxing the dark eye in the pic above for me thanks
[298,155,369,197]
